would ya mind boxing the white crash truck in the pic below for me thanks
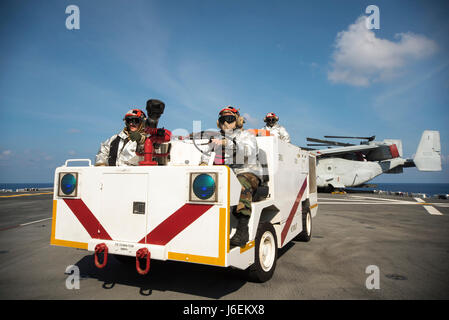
[51,128,318,282]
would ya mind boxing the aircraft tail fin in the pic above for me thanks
[413,130,442,171]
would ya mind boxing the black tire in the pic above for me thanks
[248,222,278,283]
[295,207,312,242]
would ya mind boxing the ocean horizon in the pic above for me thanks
[1,182,448,197]
[0,183,54,191]
[347,182,449,197]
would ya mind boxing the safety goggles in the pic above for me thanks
[218,115,236,124]
[266,118,276,123]
[125,117,142,125]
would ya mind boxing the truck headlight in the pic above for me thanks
[58,172,78,197]
[189,172,218,202]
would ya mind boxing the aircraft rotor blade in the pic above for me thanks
[324,135,376,141]
[306,137,354,147]
[300,146,317,151]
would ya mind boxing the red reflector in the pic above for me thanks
[389,144,399,158]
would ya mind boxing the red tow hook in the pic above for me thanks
[136,248,151,275]
[94,243,108,269]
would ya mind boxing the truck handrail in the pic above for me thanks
[64,159,93,167]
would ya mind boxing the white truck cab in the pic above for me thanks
[51,130,318,282]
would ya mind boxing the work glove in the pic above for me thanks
[156,128,166,137]
[129,131,144,143]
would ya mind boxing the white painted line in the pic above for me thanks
[319,201,440,206]
[319,202,408,205]
[424,206,444,215]
[19,217,52,226]
[318,202,382,205]
[349,195,411,203]
[319,195,413,204]
[414,198,443,215]
[319,196,409,203]
[319,198,390,202]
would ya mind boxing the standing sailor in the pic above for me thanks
[95,109,147,166]
[262,112,290,143]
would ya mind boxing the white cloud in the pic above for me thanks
[328,16,438,86]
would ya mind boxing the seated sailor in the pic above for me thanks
[200,106,264,247]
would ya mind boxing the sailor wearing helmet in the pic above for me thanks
[262,112,290,143]
[95,109,147,166]
[200,106,263,247]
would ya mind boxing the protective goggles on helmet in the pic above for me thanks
[218,115,237,124]
[125,117,142,125]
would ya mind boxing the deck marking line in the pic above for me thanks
[0,217,52,231]
[414,198,443,215]
[0,192,53,198]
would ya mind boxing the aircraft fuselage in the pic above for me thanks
[316,157,407,188]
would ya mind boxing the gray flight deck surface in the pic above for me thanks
[0,191,448,300]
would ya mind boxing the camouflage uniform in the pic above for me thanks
[236,172,261,216]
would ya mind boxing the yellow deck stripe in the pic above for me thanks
[0,192,53,198]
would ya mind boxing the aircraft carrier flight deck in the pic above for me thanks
[0,190,448,300]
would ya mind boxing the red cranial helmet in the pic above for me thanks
[219,106,240,116]
[124,108,146,121]
[264,112,279,122]
[123,108,147,130]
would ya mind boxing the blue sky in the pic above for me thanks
[0,0,448,183]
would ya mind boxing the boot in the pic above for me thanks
[230,214,250,247]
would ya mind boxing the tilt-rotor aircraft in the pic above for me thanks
[305,130,441,190]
